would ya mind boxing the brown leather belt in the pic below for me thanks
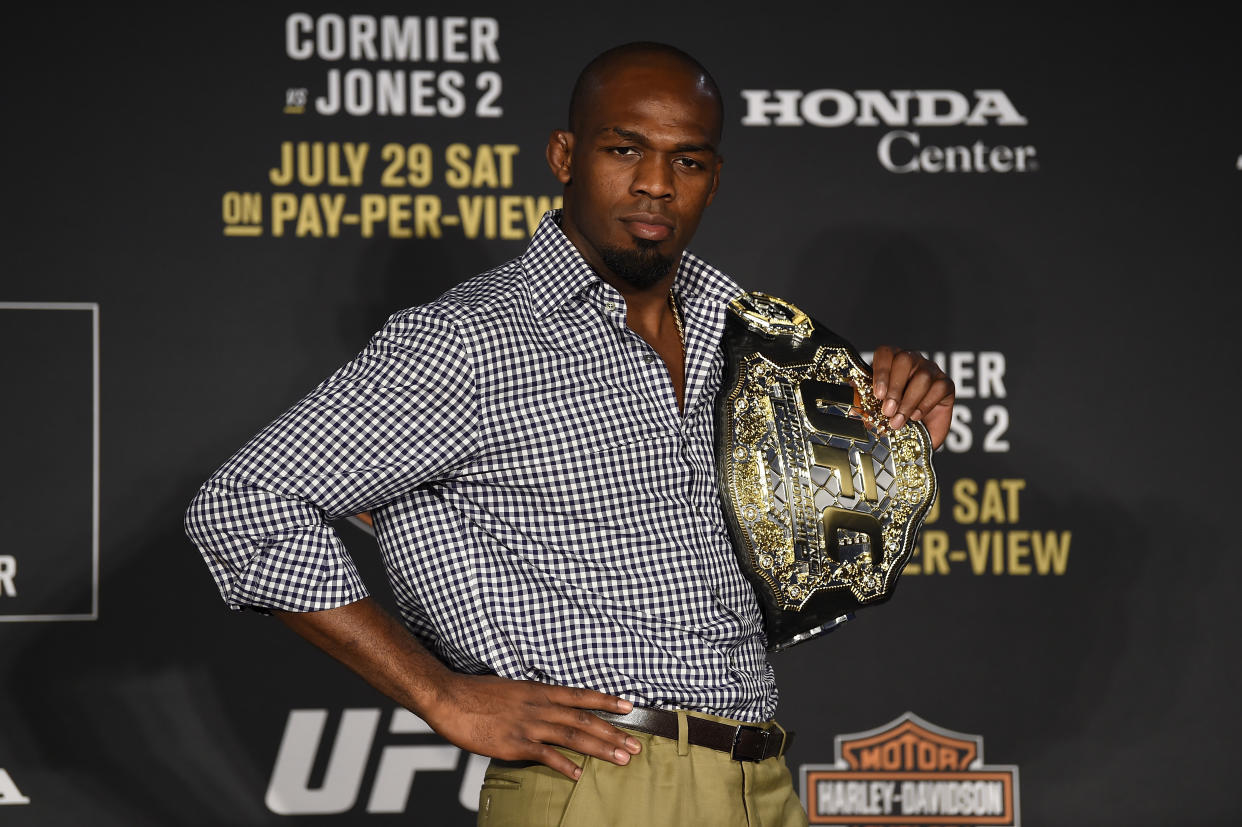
[596,707,794,762]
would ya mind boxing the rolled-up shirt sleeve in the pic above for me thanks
[184,304,478,612]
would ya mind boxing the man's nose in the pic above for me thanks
[632,156,674,200]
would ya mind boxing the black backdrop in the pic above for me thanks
[2,5,1240,825]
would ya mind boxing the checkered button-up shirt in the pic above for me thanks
[186,211,778,721]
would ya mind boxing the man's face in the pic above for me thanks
[548,59,723,290]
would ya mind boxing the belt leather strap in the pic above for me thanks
[596,707,794,762]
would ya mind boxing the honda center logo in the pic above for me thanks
[741,88,1037,174]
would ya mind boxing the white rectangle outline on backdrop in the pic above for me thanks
[0,302,99,621]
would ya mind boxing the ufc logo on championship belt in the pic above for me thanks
[715,293,937,651]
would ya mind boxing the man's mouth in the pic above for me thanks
[620,212,673,242]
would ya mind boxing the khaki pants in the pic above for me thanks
[477,710,809,827]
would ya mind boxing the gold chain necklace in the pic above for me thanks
[668,290,686,355]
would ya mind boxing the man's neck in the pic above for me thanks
[598,270,677,336]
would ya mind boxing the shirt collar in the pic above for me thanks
[521,210,742,317]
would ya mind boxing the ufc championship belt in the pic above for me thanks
[715,293,937,651]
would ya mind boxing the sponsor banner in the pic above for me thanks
[267,707,484,816]
[741,88,1037,175]
[219,13,562,242]
[801,712,1020,825]
[858,349,1071,578]
[2,8,1237,826]
[0,303,99,622]
[222,142,561,240]
[282,13,503,118]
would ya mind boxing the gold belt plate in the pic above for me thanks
[719,342,936,613]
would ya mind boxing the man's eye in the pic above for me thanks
[676,157,704,169]
[609,146,638,156]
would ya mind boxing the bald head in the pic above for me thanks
[567,42,723,139]
[546,41,724,292]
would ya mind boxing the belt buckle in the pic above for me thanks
[730,724,771,762]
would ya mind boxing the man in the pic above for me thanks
[186,43,953,825]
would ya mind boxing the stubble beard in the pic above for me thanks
[599,240,677,289]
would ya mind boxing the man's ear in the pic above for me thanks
[705,155,723,207]
[546,130,574,184]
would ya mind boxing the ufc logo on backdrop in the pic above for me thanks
[266,708,486,815]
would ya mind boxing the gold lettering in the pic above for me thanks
[920,530,949,574]
[297,141,324,186]
[493,144,519,187]
[1006,530,1031,575]
[523,195,559,235]
[318,194,345,237]
[952,478,978,523]
[380,143,405,187]
[499,195,525,239]
[270,192,298,236]
[813,444,853,496]
[856,448,878,501]
[979,480,1006,523]
[1032,531,1071,574]
[413,195,442,238]
[360,194,386,238]
[472,144,499,188]
[221,192,262,225]
[270,142,295,186]
[444,142,471,188]
[956,478,1025,524]
[388,194,412,238]
[821,506,883,565]
[484,194,497,238]
[295,193,322,237]
[407,144,433,187]
[458,194,485,237]
[965,530,990,574]
[326,142,350,186]
[343,142,369,186]
[811,443,878,502]
[442,144,521,189]
[1000,478,1025,521]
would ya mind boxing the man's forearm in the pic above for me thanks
[274,597,451,715]
[272,597,642,780]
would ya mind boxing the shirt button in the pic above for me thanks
[644,354,656,364]
[604,301,617,312]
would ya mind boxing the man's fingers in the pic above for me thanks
[871,345,895,401]
[559,685,633,713]
[920,395,955,449]
[568,707,642,754]
[525,719,635,768]
[531,744,585,781]
[879,349,918,423]
[868,347,954,434]
[545,704,641,755]
[908,377,955,422]
[890,369,936,431]
[509,685,642,769]
[429,675,643,779]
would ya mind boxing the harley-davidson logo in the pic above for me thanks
[800,712,1020,825]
